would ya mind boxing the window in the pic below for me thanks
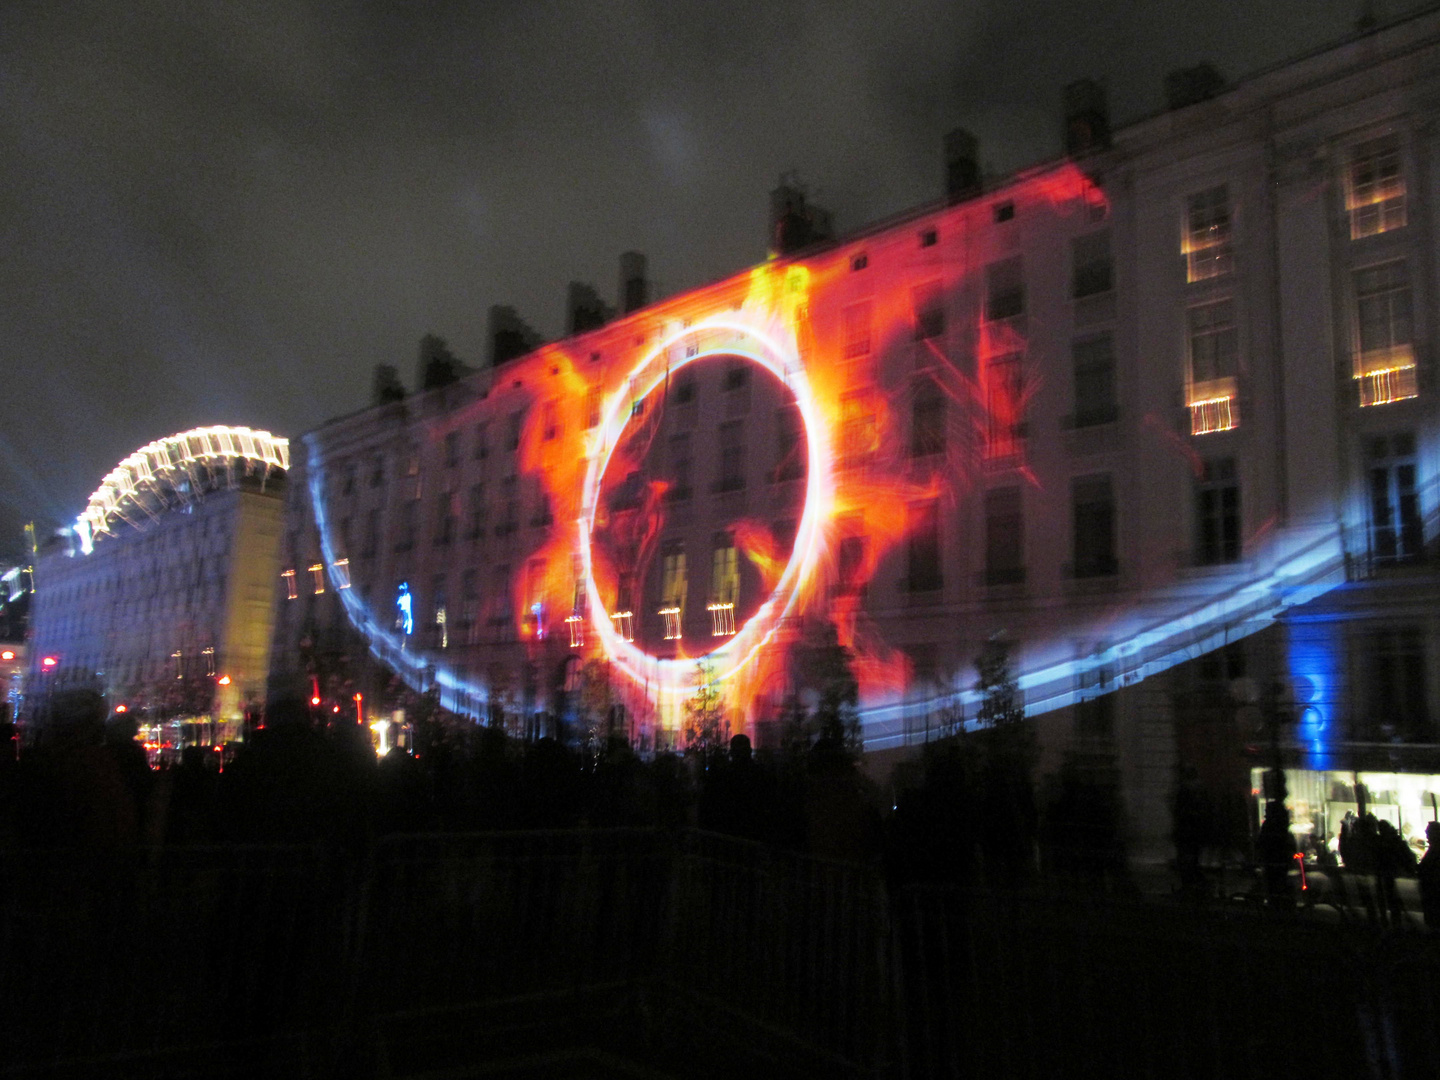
[723,364,749,393]
[466,483,485,540]
[499,476,519,534]
[910,380,946,458]
[444,431,459,467]
[532,490,552,528]
[506,412,522,452]
[1368,433,1421,563]
[431,574,448,648]
[907,501,942,592]
[341,464,356,495]
[542,400,560,441]
[774,404,805,481]
[851,252,868,272]
[718,420,745,492]
[281,568,298,600]
[396,500,416,551]
[434,490,455,545]
[612,571,635,642]
[474,422,489,460]
[364,508,380,557]
[709,539,738,635]
[1072,475,1117,578]
[525,558,547,639]
[1188,299,1238,383]
[585,388,601,429]
[566,557,586,647]
[673,374,696,406]
[843,301,872,359]
[1184,185,1232,282]
[984,487,1025,585]
[984,351,1025,461]
[1347,135,1405,240]
[840,391,875,469]
[985,257,1025,322]
[459,570,478,634]
[1360,627,1428,741]
[1195,458,1240,565]
[1354,261,1416,405]
[1073,335,1116,427]
[920,228,938,248]
[309,563,325,594]
[723,363,751,415]
[912,281,945,340]
[994,201,1015,223]
[1072,231,1112,298]
[485,564,511,628]
[369,453,385,487]
[332,559,351,589]
[668,434,692,501]
[660,548,686,640]
[836,514,867,597]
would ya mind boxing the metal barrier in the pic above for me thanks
[4,837,1439,1079]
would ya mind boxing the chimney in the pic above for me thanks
[1063,78,1110,157]
[371,363,405,406]
[618,252,649,315]
[487,305,541,368]
[415,333,468,391]
[769,176,833,256]
[944,128,981,204]
[567,282,612,335]
[1164,64,1225,111]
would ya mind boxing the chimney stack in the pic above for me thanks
[566,282,612,336]
[487,305,541,368]
[1063,78,1111,157]
[944,128,981,205]
[618,252,649,315]
[1164,64,1225,111]
[769,176,833,256]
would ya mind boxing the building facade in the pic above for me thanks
[29,427,287,751]
[277,12,1440,858]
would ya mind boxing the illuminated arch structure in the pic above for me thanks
[76,426,289,552]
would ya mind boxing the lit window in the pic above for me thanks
[1186,299,1239,433]
[661,550,687,639]
[332,559,351,589]
[309,563,325,594]
[282,568,297,600]
[612,572,635,642]
[1184,185,1232,282]
[1354,261,1416,406]
[1347,135,1405,240]
[709,541,738,636]
[567,557,586,647]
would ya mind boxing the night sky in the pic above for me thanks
[0,0,1417,561]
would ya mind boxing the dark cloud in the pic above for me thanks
[0,0,1410,559]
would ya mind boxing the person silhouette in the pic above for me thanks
[1418,821,1440,932]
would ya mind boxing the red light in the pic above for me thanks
[218,675,231,686]
[332,705,340,713]
[0,650,14,661]
[41,656,57,668]
[311,696,321,706]
[114,704,128,714]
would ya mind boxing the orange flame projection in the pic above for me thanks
[327,162,1110,739]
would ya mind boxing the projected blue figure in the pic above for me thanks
[397,581,414,637]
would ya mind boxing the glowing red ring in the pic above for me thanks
[579,315,833,695]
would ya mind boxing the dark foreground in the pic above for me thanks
[2,829,1439,1080]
